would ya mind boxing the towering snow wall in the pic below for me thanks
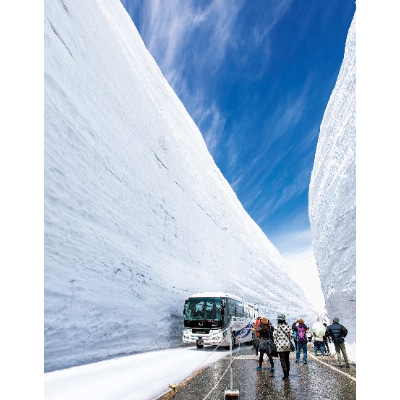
[44,0,314,372]
[309,14,356,346]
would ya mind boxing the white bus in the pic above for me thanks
[182,292,259,349]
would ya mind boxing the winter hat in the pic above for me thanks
[298,318,304,324]
[261,317,269,324]
[277,313,286,322]
[333,317,339,323]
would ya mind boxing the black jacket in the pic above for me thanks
[326,322,348,344]
[257,323,274,340]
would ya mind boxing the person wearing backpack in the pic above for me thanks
[293,319,308,364]
[256,317,275,372]
[326,317,350,368]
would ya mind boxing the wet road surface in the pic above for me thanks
[155,344,356,400]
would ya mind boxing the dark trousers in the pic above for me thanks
[278,351,290,374]
[323,338,330,354]
[259,350,274,368]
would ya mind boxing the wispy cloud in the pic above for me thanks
[142,0,243,85]
[136,0,247,162]
[137,1,296,163]
[198,101,226,156]
[225,82,314,206]
[270,226,313,255]
[131,0,322,249]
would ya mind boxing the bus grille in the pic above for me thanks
[192,329,210,334]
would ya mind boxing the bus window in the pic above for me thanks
[185,298,222,321]
[227,299,236,317]
[236,302,244,317]
[193,301,204,318]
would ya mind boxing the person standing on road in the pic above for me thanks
[322,322,331,355]
[293,319,308,364]
[306,327,313,343]
[253,316,261,356]
[256,317,275,372]
[326,317,350,368]
[292,321,298,351]
[274,313,293,380]
[312,321,326,356]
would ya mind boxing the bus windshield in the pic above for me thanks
[184,297,222,321]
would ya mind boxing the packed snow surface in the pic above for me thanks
[44,0,316,372]
[309,14,356,350]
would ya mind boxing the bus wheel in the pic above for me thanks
[196,343,204,349]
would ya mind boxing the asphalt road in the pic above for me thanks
[155,343,356,400]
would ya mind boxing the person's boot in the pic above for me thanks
[282,371,289,380]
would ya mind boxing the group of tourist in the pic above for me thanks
[253,314,350,380]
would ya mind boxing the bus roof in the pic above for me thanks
[188,292,243,302]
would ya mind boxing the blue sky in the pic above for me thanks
[120,0,356,256]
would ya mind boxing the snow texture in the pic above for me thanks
[44,0,316,372]
[309,14,356,347]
